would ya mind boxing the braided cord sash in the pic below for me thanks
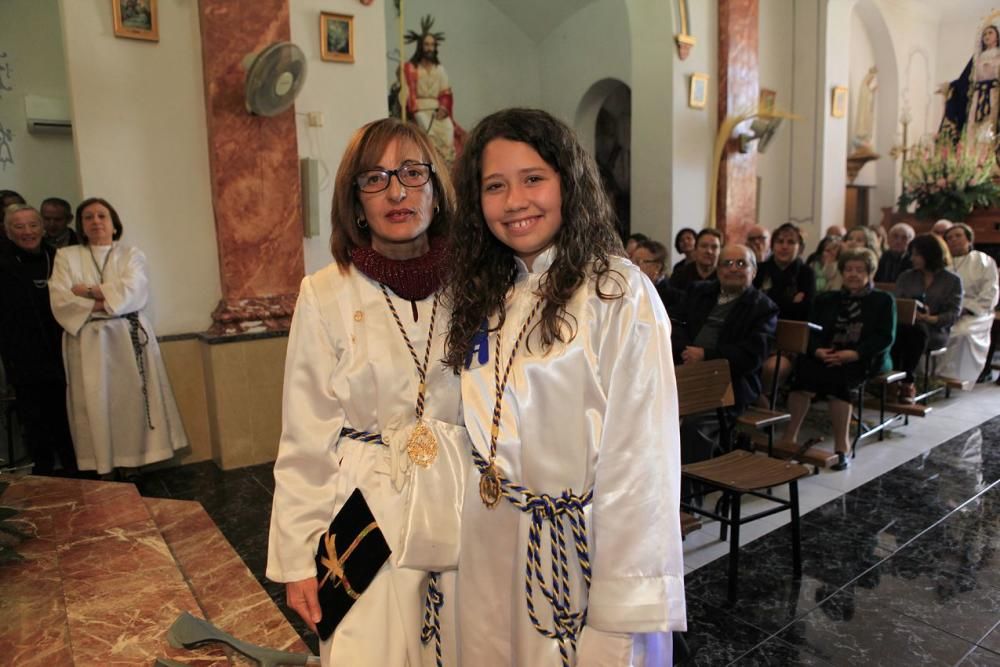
[124,312,154,430]
[469,446,593,667]
[339,427,444,666]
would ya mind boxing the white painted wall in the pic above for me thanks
[667,0,716,256]
[0,0,79,206]
[59,0,218,335]
[383,0,541,131]
[291,0,390,275]
[538,0,630,126]
[757,0,795,230]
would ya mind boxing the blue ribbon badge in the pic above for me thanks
[465,319,490,369]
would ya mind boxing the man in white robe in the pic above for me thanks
[940,224,999,384]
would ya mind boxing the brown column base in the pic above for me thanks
[207,294,298,336]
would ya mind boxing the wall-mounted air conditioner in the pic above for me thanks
[25,95,72,135]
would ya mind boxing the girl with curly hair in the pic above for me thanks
[444,108,685,666]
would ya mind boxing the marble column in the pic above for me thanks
[198,0,304,335]
[716,0,759,244]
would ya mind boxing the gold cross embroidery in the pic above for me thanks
[318,521,379,600]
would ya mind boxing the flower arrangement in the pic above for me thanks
[897,129,1000,220]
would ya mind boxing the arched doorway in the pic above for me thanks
[577,79,632,239]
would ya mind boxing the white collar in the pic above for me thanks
[514,245,557,278]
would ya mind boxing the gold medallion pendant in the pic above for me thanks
[406,420,438,468]
[479,464,502,508]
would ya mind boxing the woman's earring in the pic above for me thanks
[434,205,440,215]
[356,217,368,229]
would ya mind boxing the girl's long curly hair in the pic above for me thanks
[443,108,625,372]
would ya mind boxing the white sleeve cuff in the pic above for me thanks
[587,574,687,633]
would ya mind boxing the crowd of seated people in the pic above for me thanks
[628,217,997,475]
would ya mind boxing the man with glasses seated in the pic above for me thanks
[633,239,684,314]
[671,244,779,465]
[746,224,771,263]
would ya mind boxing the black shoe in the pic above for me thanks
[831,453,850,471]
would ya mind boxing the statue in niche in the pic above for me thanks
[851,67,878,156]
[939,22,1000,150]
[398,15,465,165]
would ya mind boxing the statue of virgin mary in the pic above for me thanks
[940,21,1000,149]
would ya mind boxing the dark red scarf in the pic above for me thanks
[350,236,447,301]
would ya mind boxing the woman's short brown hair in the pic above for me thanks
[837,246,878,276]
[330,118,455,268]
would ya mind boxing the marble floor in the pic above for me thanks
[127,382,999,664]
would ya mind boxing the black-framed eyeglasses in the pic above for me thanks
[354,163,434,193]
[719,258,752,269]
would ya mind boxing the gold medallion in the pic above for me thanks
[406,419,438,468]
[479,464,502,508]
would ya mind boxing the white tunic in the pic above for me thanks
[49,244,188,473]
[457,248,686,667]
[266,263,461,667]
[939,250,999,383]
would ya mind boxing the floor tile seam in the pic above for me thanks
[725,631,835,666]
[250,474,274,497]
[973,618,1000,655]
[886,600,1000,649]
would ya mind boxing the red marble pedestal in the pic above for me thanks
[716,0,759,244]
[197,0,305,335]
[0,475,309,665]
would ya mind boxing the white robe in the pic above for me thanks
[457,248,686,667]
[939,250,999,383]
[266,263,461,667]
[49,244,188,473]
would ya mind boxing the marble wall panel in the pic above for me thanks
[717,0,759,244]
[198,0,304,333]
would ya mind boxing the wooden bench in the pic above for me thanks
[678,359,811,601]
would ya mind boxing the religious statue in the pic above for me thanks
[939,21,1000,150]
[399,15,465,165]
[851,67,878,156]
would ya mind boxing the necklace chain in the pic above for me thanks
[380,285,439,419]
[89,244,113,282]
[487,298,544,467]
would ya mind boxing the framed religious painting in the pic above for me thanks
[689,73,709,109]
[831,86,848,118]
[112,0,159,42]
[321,12,355,63]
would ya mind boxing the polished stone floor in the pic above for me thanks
[126,385,999,665]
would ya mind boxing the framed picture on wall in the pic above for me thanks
[759,88,777,114]
[321,12,355,63]
[689,73,709,109]
[831,86,848,118]
[112,0,159,42]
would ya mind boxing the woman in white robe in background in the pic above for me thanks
[940,224,999,383]
[48,197,188,477]
[445,109,685,667]
[267,119,462,666]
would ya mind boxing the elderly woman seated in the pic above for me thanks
[779,248,896,471]
[892,234,963,402]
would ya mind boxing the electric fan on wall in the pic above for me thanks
[244,42,307,117]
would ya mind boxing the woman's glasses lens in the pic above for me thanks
[355,164,432,193]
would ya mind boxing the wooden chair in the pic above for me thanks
[678,359,811,601]
[874,281,895,293]
[749,320,838,468]
[864,298,932,432]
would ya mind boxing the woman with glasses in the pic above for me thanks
[267,118,463,665]
[780,248,895,471]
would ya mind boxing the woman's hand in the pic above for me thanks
[792,291,806,304]
[71,284,92,298]
[91,300,106,313]
[286,578,321,633]
[915,311,938,324]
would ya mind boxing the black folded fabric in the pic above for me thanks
[314,487,392,641]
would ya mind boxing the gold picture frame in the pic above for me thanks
[320,12,354,63]
[112,0,159,42]
[689,73,709,109]
[831,86,848,118]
